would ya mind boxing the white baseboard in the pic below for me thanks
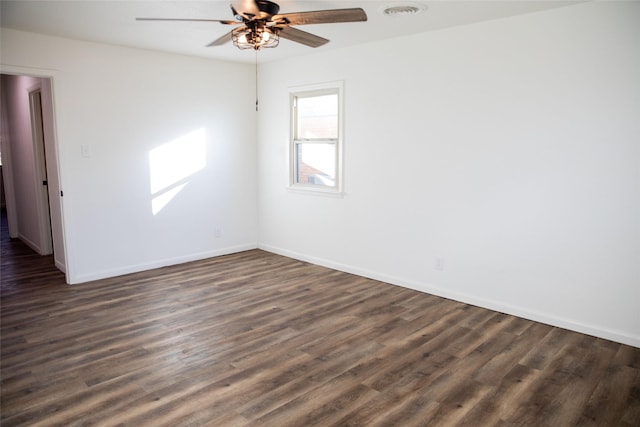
[54,258,66,273]
[18,233,44,255]
[259,243,640,348]
[70,243,258,285]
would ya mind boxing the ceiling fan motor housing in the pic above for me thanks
[256,0,280,16]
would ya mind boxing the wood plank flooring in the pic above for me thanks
[2,216,639,426]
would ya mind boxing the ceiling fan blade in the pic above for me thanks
[277,26,329,48]
[206,31,234,47]
[136,18,239,25]
[273,8,367,26]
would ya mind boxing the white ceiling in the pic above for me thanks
[1,1,583,64]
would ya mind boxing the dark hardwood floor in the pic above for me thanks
[1,211,639,426]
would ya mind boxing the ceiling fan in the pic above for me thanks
[136,0,368,51]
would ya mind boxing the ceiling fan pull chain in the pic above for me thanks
[255,50,259,111]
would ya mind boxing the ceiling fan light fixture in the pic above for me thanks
[381,2,426,16]
[232,26,279,50]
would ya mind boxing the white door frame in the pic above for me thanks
[27,85,54,255]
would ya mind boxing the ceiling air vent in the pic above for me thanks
[381,2,426,16]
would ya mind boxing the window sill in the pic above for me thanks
[286,186,345,198]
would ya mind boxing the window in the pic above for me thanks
[290,82,343,193]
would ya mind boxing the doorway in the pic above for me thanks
[0,73,66,276]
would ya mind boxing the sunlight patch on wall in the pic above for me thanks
[149,128,206,215]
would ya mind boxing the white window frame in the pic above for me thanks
[289,81,344,194]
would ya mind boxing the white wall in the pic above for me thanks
[1,29,259,283]
[1,2,638,347]
[257,1,640,347]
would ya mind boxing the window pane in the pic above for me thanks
[296,94,338,139]
[296,143,336,187]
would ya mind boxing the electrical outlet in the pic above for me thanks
[435,258,445,271]
[214,227,222,238]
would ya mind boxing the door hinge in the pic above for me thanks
[60,190,64,197]
[43,180,48,186]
